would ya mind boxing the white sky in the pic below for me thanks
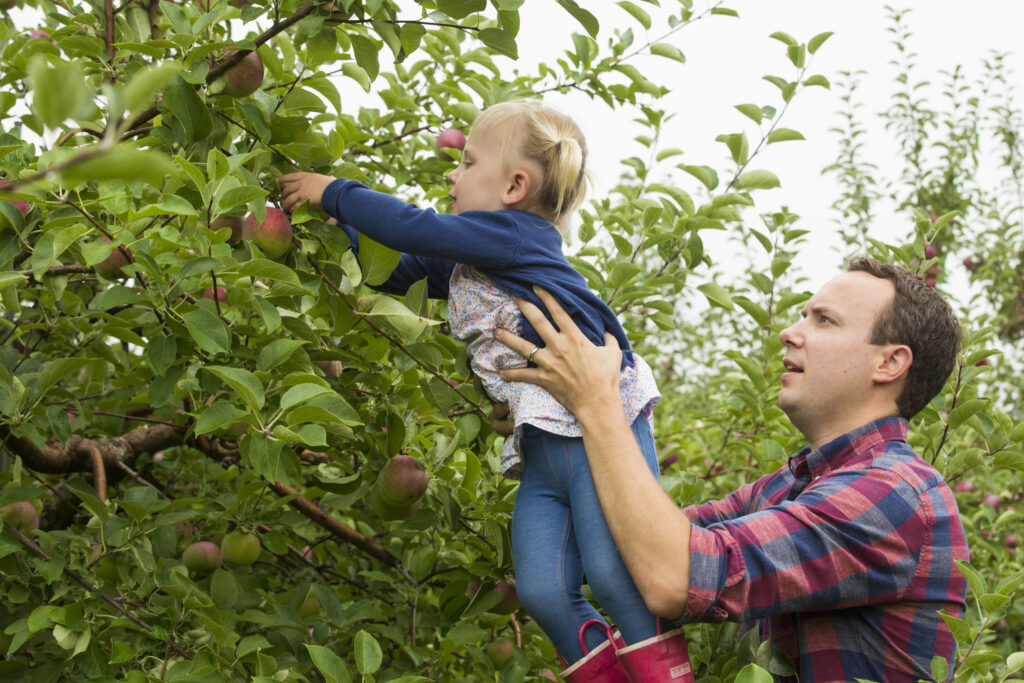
[514,1,1024,293]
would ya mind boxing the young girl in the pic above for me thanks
[278,102,688,679]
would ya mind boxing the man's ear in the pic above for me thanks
[873,344,913,385]
[502,168,532,207]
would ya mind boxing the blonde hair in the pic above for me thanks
[470,101,590,239]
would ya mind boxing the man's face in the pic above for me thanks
[777,271,896,445]
[447,128,510,215]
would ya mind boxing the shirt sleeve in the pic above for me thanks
[322,178,523,269]
[338,223,453,298]
[684,468,931,623]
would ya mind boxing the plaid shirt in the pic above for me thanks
[683,417,968,682]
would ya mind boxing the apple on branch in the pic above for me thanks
[435,128,466,159]
[210,49,265,98]
[242,207,293,259]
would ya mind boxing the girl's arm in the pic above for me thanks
[338,222,453,299]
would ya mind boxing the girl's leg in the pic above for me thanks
[569,417,661,646]
[511,427,608,664]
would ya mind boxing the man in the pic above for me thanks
[496,256,968,682]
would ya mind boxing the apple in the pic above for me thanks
[963,257,981,273]
[983,494,1002,510]
[298,590,320,617]
[925,263,940,278]
[315,360,342,376]
[210,215,245,244]
[202,286,228,302]
[490,579,521,615]
[1006,534,1019,549]
[924,243,938,259]
[659,452,679,470]
[242,207,292,259]
[1,501,39,533]
[485,639,514,667]
[539,671,558,681]
[182,541,222,573]
[217,50,264,97]
[954,480,974,493]
[435,128,466,158]
[220,530,260,566]
[95,236,130,278]
[0,179,30,217]
[925,277,936,287]
[369,454,429,520]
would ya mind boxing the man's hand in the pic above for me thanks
[277,173,333,213]
[496,287,623,420]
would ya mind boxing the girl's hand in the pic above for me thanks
[277,173,333,213]
[496,287,623,419]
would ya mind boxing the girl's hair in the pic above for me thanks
[470,101,590,239]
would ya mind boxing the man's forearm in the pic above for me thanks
[574,399,692,619]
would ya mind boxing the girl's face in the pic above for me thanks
[447,128,515,214]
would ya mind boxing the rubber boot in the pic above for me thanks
[616,623,694,682]
[559,619,631,683]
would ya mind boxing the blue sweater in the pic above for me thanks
[320,179,634,363]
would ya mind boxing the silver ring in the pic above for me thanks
[527,346,540,364]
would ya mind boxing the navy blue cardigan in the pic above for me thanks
[320,178,634,364]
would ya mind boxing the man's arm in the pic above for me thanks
[496,287,693,618]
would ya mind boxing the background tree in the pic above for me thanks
[1,1,1022,681]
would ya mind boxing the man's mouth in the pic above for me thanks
[782,359,803,373]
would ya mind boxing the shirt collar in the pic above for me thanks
[787,416,909,481]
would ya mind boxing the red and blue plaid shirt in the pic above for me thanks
[683,417,969,682]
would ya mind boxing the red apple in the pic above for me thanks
[210,215,245,244]
[491,579,521,615]
[369,454,428,520]
[202,286,228,302]
[1006,534,1019,549]
[182,541,222,573]
[220,530,261,566]
[983,494,1001,510]
[242,207,292,259]
[659,452,679,470]
[954,480,974,493]
[94,236,130,278]
[435,128,466,158]
[1,501,39,533]
[925,277,936,287]
[924,243,938,259]
[0,179,30,217]
[217,50,264,97]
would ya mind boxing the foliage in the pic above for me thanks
[0,0,1021,682]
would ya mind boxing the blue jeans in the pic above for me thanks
[511,417,660,664]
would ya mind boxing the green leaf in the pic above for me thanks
[147,334,176,376]
[768,31,797,47]
[123,61,183,113]
[203,366,265,411]
[238,259,304,289]
[241,432,300,484]
[650,42,685,63]
[353,630,382,675]
[555,0,599,37]
[436,0,485,19]
[210,569,238,610]
[280,383,333,411]
[808,31,834,54]
[478,28,517,59]
[698,282,733,310]
[182,309,232,354]
[804,74,830,88]
[217,185,268,212]
[735,664,774,683]
[735,103,762,123]
[766,128,805,144]
[161,74,212,144]
[194,401,248,435]
[366,296,441,342]
[947,398,988,431]
[29,56,89,130]
[618,1,651,29]
[256,339,306,372]
[0,272,28,290]
[349,35,380,81]
[37,359,105,400]
[60,146,175,188]
[681,165,719,191]
[734,170,781,190]
[305,644,352,683]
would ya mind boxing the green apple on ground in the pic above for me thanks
[369,454,429,520]
[242,207,292,258]
[1,501,39,533]
[220,530,261,566]
[182,541,222,573]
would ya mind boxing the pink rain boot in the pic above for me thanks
[615,620,694,682]
[560,619,631,683]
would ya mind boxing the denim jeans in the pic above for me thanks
[511,417,660,664]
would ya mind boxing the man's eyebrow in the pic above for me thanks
[806,303,840,319]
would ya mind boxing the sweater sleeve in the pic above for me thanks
[322,178,523,269]
[338,222,453,299]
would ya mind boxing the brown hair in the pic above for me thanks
[469,101,590,239]
[846,255,962,418]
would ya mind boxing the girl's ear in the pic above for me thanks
[502,168,532,207]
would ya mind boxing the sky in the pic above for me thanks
[512,1,1024,294]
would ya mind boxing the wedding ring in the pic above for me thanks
[527,346,540,364]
